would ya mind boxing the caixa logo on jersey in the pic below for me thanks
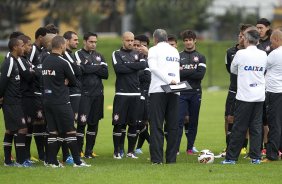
[244,66,264,72]
[166,56,179,62]
[42,70,56,76]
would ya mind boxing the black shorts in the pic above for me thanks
[78,95,104,125]
[22,96,36,124]
[112,95,140,126]
[2,104,26,131]
[34,95,45,122]
[44,103,75,133]
[225,90,236,116]
[70,95,81,121]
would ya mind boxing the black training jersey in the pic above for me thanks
[42,53,77,105]
[34,48,50,95]
[0,55,21,104]
[179,50,206,93]
[28,44,43,66]
[225,45,240,92]
[112,47,146,95]
[257,37,272,55]
[138,62,151,96]
[63,49,82,95]
[75,48,108,96]
[16,56,35,97]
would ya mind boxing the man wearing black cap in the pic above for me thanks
[256,18,272,157]
[256,18,272,54]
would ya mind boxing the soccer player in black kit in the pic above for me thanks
[256,18,272,156]
[62,31,81,163]
[0,38,31,167]
[75,32,108,158]
[133,34,151,154]
[17,35,37,163]
[42,35,90,167]
[177,30,206,155]
[112,32,146,159]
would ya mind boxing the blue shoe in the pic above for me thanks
[20,160,33,167]
[120,149,124,158]
[65,156,74,165]
[135,148,143,154]
[251,159,261,164]
[221,159,236,164]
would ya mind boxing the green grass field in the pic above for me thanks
[0,86,282,184]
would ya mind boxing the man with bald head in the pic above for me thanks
[111,31,146,159]
[262,29,282,162]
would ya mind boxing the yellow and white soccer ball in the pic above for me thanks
[197,149,214,164]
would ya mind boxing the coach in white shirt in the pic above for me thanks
[148,29,180,164]
[264,29,282,161]
[222,28,267,164]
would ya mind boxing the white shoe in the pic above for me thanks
[126,153,138,159]
[49,162,64,168]
[73,162,91,167]
[113,153,122,159]
[192,147,199,153]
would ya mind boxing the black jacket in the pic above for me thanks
[63,49,82,95]
[16,56,35,97]
[75,49,108,96]
[42,53,77,104]
[225,45,239,92]
[0,55,21,104]
[179,50,206,93]
[112,48,146,94]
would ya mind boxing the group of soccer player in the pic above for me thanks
[0,23,209,166]
[219,18,282,164]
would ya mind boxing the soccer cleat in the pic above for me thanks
[73,162,91,167]
[80,152,85,158]
[120,149,124,158]
[30,156,39,162]
[65,156,74,165]
[261,149,266,156]
[84,154,94,159]
[214,151,226,158]
[135,148,143,154]
[25,159,35,164]
[92,152,99,157]
[49,162,64,168]
[251,159,261,164]
[4,162,19,167]
[186,150,195,155]
[113,153,122,159]
[261,158,272,163]
[152,162,163,165]
[18,160,33,167]
[240,147,248,155]
[192,147,199,153]
[177,151,180,156]
[221,159,236,164]
[126,152,138,159]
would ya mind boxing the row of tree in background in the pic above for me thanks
[0,0,261,40]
